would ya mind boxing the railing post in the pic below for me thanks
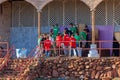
[119,44,120,57]
[59,46,60,56]
[99,41,101,57]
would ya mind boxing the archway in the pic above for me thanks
[0,1,38,54]
[40,0,90,33]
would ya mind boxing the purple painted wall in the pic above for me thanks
[89,26,114,56]
[96,26,114,48]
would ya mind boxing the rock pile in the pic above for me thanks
[0,57,120,80]
[27,57,120,80]
[0,58,38,80]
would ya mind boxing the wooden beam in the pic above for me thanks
[38,11,41,38]
[91,9,95,44]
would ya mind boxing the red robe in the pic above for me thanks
[63,34,70,46]
[44,39,51,50]
[56,35,63,47]
[70,37,76,48]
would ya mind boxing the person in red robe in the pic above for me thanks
[44,36,52,57]
[63,32,70,56]
[56,33,63,56]
[69,34,78,57]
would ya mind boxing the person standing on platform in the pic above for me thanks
[44,36,52,58]
[74,33,82,57]
[49,34,55,56]
[53,24,59,40]
[64,27,72,36]
[63,32,70,56]
[38,35,43,46]
[84,25,90,48]
[50,25,54,35]
[41,34,47,54]
[56,33,63,56]
[69,34,78,57]
[69,23,77,35]
[80,29,87,48]
[35,35,43,58]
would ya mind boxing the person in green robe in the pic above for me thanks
[74,33,82,57]
[53,24,59,40]
[38,35,42,46]
[80,29,87,48]
[69,23,77,35]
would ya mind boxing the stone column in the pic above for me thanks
[88,9,99,57]
[91,9,95,44]
[37,10,41,38]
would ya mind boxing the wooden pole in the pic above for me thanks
[91,9,95,44]
[38,11,41,38]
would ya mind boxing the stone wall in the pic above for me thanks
[0,57,120,80]
[0,2,11,42]
[25,57,120,80]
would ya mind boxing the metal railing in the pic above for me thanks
[27,40,120,58]
[0,45,14,71]
[0,42,9,58]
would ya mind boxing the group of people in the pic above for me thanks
[37,23,89,58]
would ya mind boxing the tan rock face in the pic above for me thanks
[86,65,90,69]
[95,72,100,79]
[104,67,112,71]
[52,70,58,78]
[102,77,111,80]
[117,68,120,77]
[112,64,116,69]
[96,66,103,71]
[91,70,96,79]
[107,71,112,78]
[1,57,120,79]
[32,57,120,79]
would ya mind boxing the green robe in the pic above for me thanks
[53,26,59,39]
[74,34,81,45]
[38,37,42,45]
[70,27,77,35]
[80,31,87,40]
